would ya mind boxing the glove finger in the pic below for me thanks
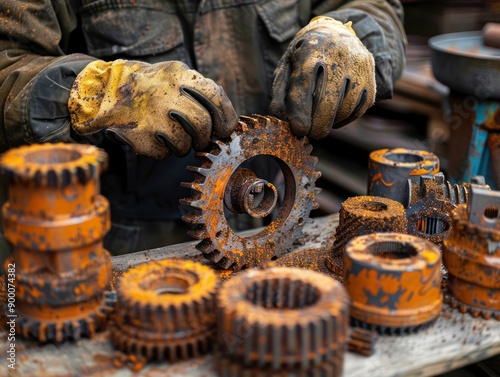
[179,74,238,139]
[331,88,369,129]
[270,48,293,121]
[169,94,213,151]
[154,121,193,157]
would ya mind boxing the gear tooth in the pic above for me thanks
[188,227,210,240]
[216,256,234,269]
[195,152,217,163]
[197,239,216,254]
[180,181,203,193]
[181,211,205,225]
[304,144,313,154]
[313,187,322,195]
[312,202,320,210]
[186,165,211,176]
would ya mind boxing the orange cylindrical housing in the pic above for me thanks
[344,233,442,332]
[0,143,112,342]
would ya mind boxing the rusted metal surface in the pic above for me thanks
[347,328,379,357]
[443,185,500,320]
[0,143,113,342]
[368,148,440,207]
[181,115,320,270]
[487,132,500,189]
[325,196,407,279]
[109,259,218,368]
[344,233,443,334]
[216,267,349,376]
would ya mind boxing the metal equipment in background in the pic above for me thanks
[0,143,114,342]
[181,115,321,271]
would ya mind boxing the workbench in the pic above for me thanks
[2,214,500,377]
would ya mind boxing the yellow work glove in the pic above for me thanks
[270,17,376,139]
[68,60,238,159]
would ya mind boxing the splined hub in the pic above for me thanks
[181,115,321,270]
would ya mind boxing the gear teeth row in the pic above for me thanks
[216,267,349,376]
[109,259,218,363]
[444,292,500,320]
[0,143,107,187]
[13,291,115,343]
[181,115,321,270]
[350,317,437,336]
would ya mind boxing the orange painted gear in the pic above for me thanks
[443,203,500,320]
[344,233,442,334]
[216,267,349,376]
[109,259,218,362]
[0,143,113,342]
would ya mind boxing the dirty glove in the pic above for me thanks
[270,17,376,139]
[68,60,237,159]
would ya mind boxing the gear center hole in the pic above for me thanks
[246,278,319,309]
[362,201,388,212]
[150,276,192,295]
[24,148,82,164]
[385,153,424,163]
[369,241,418,260]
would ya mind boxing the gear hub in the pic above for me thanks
[344,233,442,334]
[443,185,500,320]
[0,143,113,342]
[216,267,350,376]
[181,115,320,270]
[109,259,219,362]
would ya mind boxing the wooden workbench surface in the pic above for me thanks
[2,214,500,377]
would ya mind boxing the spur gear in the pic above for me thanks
[109,259,218,362]
[0,143,113,343]
[216,267,349,377]
[181,115,320,270]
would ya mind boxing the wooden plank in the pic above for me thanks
[2,214,500,377]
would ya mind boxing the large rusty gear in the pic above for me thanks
[109,259,218,362]
[344,233,442,335]
[0,143,113,343]
[181,115,320,270]
[216,267,350,376]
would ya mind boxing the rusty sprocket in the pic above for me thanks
[181,115,320,270]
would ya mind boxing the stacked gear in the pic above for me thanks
[443,185,500,320]
[181,115,320,271]
[0,143,113,342]
[109,259,218,362]
[368,148,440,207]
[216,267,350,377]
[325,196,407,279]
[344,233,442,335]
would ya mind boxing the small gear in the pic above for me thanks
[347,328,379,356]
[109,259,218,362]
[344,233,442,335]
[0,143,112,343]
[181,115,320,270]
[325,196,407,278]
[216,267,349,376]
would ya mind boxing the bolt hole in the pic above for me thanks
[304,183,311,190]
[298,217,305,226]
[385,152,424,163]
[252,138,259,144]
[368,241,418,259]
[484,206,499,220]
[271,256,278,261]
[216,231,222,238]
[362,201,388,212]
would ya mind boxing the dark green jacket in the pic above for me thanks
[0,0,405,221]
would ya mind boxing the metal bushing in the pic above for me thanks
[181,115,320,270]
[217,267,349,377]
[109,259,218,362]
[443,186,500,320]
[368,148,440,207]
[344,233,442,334]
[0,143,113,343]
[325,196,407,278]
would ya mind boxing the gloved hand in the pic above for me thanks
[68,60,238,159]
[270,17,376,139]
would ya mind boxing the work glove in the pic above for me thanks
[270,16,376,139]
[68,60,238,159]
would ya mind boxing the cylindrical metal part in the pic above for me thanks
[368,148,440,207]
[443,204,500,320]
[109,259,218,362]
[217,267,349,376]
[325,196,407,277]
[0,143,112,342]
[344,233,442,334]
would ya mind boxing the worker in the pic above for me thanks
[0,1,406,255]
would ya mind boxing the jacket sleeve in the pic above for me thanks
[315,0,407,101]
[0,0,96,152]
